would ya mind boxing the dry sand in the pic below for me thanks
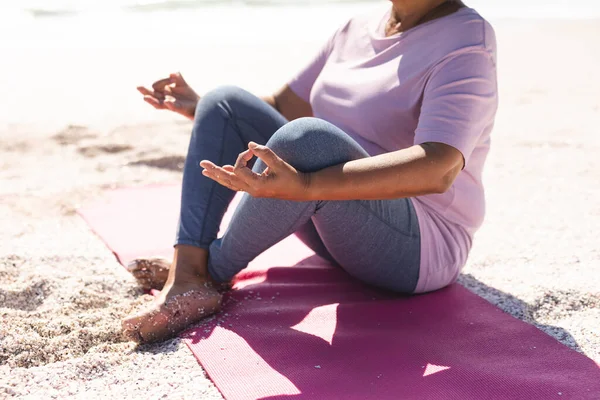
[1,16,599,399]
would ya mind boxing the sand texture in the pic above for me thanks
[1,16,599,399]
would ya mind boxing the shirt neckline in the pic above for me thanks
[370,6,473,41]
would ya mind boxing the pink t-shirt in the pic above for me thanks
[288,7,498,293]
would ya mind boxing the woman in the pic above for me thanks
[123,0,498,343]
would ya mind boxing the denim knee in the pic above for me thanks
[194,85,249,120]
[265,117,368,172]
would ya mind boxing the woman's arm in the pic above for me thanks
[305,142,463,201]
[262,85,313,121]
[137,74,311,122]
[203,50,495,202]
[200,140,463,202]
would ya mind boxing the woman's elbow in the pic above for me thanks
[429,163,462,194]
[420,143,464,194]
[431,175,454,194]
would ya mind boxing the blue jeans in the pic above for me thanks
[176,86,421,293]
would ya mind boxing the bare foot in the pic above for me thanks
[122,278,222,343]
[122,246,226,343]
[127,258,170,290]
[127,257,232,293]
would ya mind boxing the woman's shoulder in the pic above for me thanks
[447,8,497,55]
[414,8,497,67]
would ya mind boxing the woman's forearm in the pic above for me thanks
[304,143,463,201]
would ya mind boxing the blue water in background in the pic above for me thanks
[3,0,600,19]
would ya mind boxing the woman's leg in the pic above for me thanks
[123,86,288,342]
[208,117,420,293]
[177,86,287,248]
[124,107,420,342]
[126,86,334,290]
[175,85,333,261]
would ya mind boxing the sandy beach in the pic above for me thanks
[1,9,599,399]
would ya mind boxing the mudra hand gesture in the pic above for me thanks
[200,142,311,201]
[136,72,200,120]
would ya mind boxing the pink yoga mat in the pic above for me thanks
[79,185,600,400]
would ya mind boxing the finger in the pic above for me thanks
[138,86,165,100]
[248,142,282,168]
[234,149,254,170]
[137,86,153,96]
[201,162,251,192]
[152,77,173,92]
[200,160,217,170]
[143,96,166,110]
[167,84,193,95]
[204,164,237,182]
[170,72,188,86]
[233,161,259,186]
[163,84,180,96]
[202,168,242,191]
[234,149,263,183]
[163,95,182,111]
[200,161,236,183]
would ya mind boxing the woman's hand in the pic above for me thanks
[137,72,200,120]
[200,142,312,201]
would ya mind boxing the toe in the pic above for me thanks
[127,259,147,272]
[122,314,145,342]
[121,288,223,344]
[137,310,172,343]
[131,270,154,290]
[127,258,170,291]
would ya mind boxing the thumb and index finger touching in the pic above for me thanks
[136,72,187,97]
[228,143,282,184]
[136,72,188,110]
[152,72,187,91]
[169,72,188,86]
[248,142,282,169]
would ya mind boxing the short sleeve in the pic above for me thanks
[287,25,344,102]
[414,50,498,167]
